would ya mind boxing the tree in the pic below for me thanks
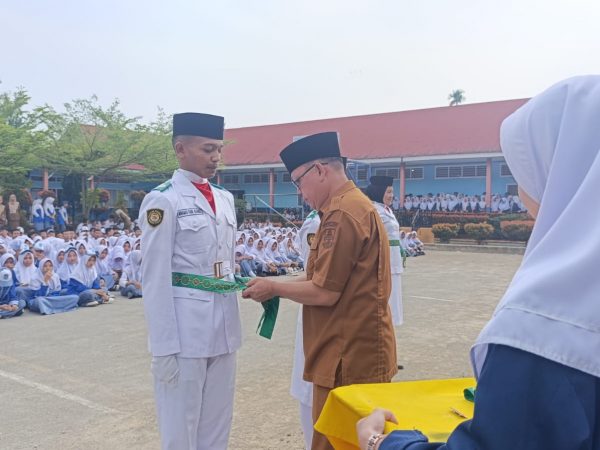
[36,96,174,217]
[0,86,47,191]
[448,89,466,106]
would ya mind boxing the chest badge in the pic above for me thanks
[147,208,164,227]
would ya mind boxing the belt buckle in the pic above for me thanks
[213,261,224,279]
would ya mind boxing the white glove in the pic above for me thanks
[151,354,179,384]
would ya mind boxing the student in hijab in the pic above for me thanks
[96,246,117,291]
[285,238,304,268]
[65,252,113,306]
[109,245,126,280]
[0,268,25,318]
[0,254,18,285]
[357,76,600,450]
[235,245,258,278]
[364,176,404,327]
[250,239,278,276]
[58,247,79,289]
[119,249,142,299]
[15,250,37,304]
[28,258,79,314]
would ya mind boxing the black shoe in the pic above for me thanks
[397,364,404,370]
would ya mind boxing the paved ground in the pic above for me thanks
[0,251,523,450]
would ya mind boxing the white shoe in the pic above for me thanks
[86,301,99,307]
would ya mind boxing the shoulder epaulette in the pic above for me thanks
[210,182,226,191]
[152,180,172,192]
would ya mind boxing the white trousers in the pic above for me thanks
[299,402,314,450]
[152,353,237,450]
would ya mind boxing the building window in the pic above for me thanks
[405,167,424,180]
[435,167,449,178]
[435,165,486,179]
[357,168,368,181]
[243,173,270,184]
[223,174,239,184]
[374,168,400,179]
[500,164,512,177]
[282,173,291,182]
[506,184,518,195]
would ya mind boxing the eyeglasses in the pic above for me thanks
[291,163,328,189]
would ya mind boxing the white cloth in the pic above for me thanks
[70,253,98,288]
[373,202,403,326]
[15,251,37,285]
[472,75,600,379]
[290,210,320,445]
[140,169,242,358]
[152,353,236,450]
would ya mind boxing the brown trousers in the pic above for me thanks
[311,383,335,450]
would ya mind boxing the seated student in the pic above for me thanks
[57,247,79,289]
[356,76,600,450]
[235,245,257,278]
[408,231,426,256]
[285,238,304,268]
[119,250,142,299]
[109,245,126,283]
[0,253,18,282]
[266,239,292,274]
[399,231,416,257]
[15,249,38,304]
[32,241,47,267]
[95,245,117,291]
[27,258,79,314]
[250,239,279,276]
[65,252,113,307]
[0,268,25,318]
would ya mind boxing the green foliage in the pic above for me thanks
[463,222,494,243]
[432,223,460,242]
[488,213,530,238]
[448,89,466,106]
[500,220,535,241]
[234,198,246,224]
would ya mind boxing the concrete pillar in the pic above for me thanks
[90,176,95,190]
[485,158,492,208]
[217,171,222,185]
[269,169,275,208]
[399,162,406,205]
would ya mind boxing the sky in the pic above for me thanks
[1,0,599,128]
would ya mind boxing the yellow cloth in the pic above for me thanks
[315,377,476,450]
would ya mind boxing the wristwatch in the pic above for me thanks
[367,433,384,450]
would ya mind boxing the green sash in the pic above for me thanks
[171,272,279,339]
[389,239,400,246]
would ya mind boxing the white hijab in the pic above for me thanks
[15,250,37,285]
[30,258,62,292]
[126,250,142,282]
[472,76,600,379]
[70,253,98,288]
[57,248,78,281]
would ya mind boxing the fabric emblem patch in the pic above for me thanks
[321,221,337,249]
[147,208,164,227]
[307,233,316,246]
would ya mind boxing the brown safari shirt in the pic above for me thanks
[304,180,397,388]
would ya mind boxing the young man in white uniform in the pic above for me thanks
[139,112,241,450]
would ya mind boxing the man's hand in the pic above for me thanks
[356,408,397,450]
[242,278,275,302]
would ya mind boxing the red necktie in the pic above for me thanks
[191,182,216,214]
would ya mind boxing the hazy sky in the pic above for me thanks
[2,0,599,128]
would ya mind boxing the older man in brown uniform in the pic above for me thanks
[243,132,397,450]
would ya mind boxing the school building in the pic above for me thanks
[218,98,528,210]
[29,98,528,211]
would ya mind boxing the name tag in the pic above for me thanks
[177,208,203,218]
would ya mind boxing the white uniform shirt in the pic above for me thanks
[373,202,404,274]
[139,169,242,358]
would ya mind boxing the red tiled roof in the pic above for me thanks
[223,99,528,166]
